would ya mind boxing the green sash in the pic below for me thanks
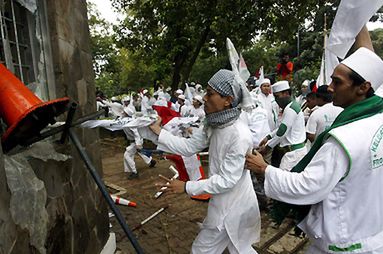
[271,95,383,225]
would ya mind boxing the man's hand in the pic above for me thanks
[257,144,271,156]
[246,150,268,174]
[157,175,186,194]
[149,116,162,135]
[258,136,269,148]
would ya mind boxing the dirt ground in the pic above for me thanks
[101,136,309,254]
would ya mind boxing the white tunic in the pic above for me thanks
[189,106,206,121]
[140,96,151,114]
[244,107,270,148]
[157,119,260,252]
[265,112,383,253]
[306,103,343,139]
[256,92,279,131]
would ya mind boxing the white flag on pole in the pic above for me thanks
[226,37,240,75]
[317,35,339,86]
[327,0,383,59]
[239,54,251,82]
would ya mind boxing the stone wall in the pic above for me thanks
[0,0,109,253]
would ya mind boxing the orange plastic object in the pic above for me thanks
[0,63,70,152]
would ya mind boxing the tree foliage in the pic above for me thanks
[88,0,383,96]
[110,0,330,90]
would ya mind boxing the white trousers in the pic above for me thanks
[280,146,307,171]
[123,143,152,173]
[191,227,257,254]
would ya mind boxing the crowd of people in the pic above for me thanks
[95,23,383,254]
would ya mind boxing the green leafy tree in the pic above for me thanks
[111,0,326,91]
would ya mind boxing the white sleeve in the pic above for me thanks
[157,128,208,156]
[186,135,247,196]
[264,137,348,205]
[306,111,318,134]
[131,128,143,146]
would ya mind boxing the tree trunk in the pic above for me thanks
[182,23,211,82]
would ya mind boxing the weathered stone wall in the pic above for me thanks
[0,0,109,253]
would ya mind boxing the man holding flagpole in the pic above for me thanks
[246,22,383,253]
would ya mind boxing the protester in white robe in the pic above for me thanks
[189,95,205,121]
[246,39,383,254]
[244,106,270,149]
[122,98,156,179]
[296,80,310,106]
[103,97,125,118]
[122,96,136,117]
[140,89,152,114]
[256,78,279,131]
[150,69,260,254]
[163,87,172,101]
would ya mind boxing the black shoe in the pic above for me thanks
[149,160,157,168]
[128,172,139,180]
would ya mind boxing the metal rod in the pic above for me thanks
[22,109,106,146]
[10,0,24,82]
[59,102,77,143]
[68,128,144,254]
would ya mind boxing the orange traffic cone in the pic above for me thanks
[110,195,137,207]
[0,63,70,152]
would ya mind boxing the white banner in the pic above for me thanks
[327,0,383,59]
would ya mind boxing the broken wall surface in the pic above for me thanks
[0,0,108,253]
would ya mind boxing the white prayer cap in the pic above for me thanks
[341,47,383,91]
[260,78,271,86]
[176,89,183,94]
[302,80,310,87]
[178,94,185,100]
[122,96,130,102]
[111,96,117,101]
[142,89,148,94]
[196,84,202,89]
[193,95,203,103]
[272,80,290,93]
[165,87,171,92]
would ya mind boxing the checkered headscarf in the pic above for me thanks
[208,69,255,110]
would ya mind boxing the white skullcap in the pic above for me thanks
[193,95,203,103]
[176,89,183,94]
[122,96,130,102]
[272,80,290,93]
[196,84,202,89]
[302,80,310,87]
[260,78,271,85]
[341,47,383,91]
[165,87,171,92]
[111,96,117,101]
[142,89,148,94]
[178,94,185,100]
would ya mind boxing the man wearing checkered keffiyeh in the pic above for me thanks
[151,69,260,253]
